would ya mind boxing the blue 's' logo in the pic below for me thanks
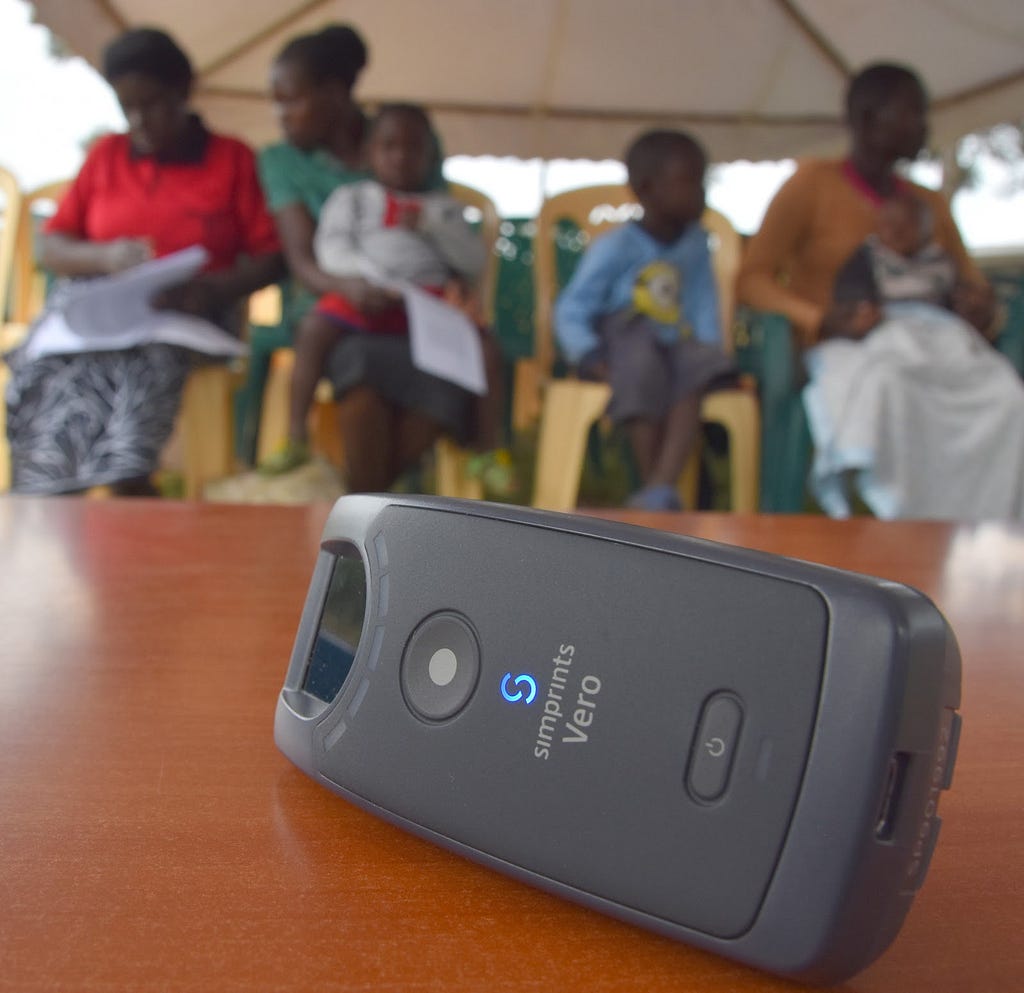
[500,672,537,705]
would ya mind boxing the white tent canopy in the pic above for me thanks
[29,0,1024,163]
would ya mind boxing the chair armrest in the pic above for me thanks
[233,321,293,464]
[733,309,812,512]
[532,379,612,512]
[734,308,803,397]
[993,285,1024,376]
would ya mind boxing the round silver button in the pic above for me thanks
[428,648,458,687]
[401,612,480,721]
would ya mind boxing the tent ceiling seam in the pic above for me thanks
[197,0,334,78]
[933,67,1024,110]
[528,0,571,151]
[773,0,851,78]
[96,0,129,33]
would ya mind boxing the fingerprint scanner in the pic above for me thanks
[401,612,480,721]
[429,648,458,686]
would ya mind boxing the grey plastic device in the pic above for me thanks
[275,495,961,985]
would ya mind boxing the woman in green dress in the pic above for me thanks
[256,25,500,492]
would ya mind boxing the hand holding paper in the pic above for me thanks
[402,284,487,395]
[58,245,210,336]
[24,246,248,361]
[357,261,488,395]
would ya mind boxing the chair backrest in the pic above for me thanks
[701,206,742,351]
[248,284,283,326]
[533,183,742,377]
[13,179,70,323]
[533,185,639,378]
[448,181,500,325]
[0,165,23,323]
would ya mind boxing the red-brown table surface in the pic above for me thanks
[2,497,1022,992]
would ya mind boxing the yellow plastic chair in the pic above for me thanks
[445,182,500,328]
[526,185,760,512]
[177,362,237,499]
[257,181,501,499]
[12,180,69,323]
[0,330,24,494]
[2,181,71,493]
[1,167,24,492]
[0,363,13,492]
[1,166,22,322]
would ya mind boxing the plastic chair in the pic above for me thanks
[12,180,69,323]
[178,363,237,498]
[3,182,70,491]
[732,311,812,512]
[257,181,502,498]
[0,330,23,494]
[0,167,24,491]
[2,181,72,494]
[1,166,22,322]
[445,182,501,327]
[526,185,760,512]
[0,364,13,491]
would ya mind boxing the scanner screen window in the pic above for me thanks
[303,549,367,703]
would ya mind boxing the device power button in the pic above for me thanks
[687,693,743,802]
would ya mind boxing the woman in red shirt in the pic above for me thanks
[6,27,282,495]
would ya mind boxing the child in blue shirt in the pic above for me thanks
[554,130,735,510]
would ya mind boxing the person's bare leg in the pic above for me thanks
[335,386,394,492]
[472,330,505,450]
[111,475,160,497]
[392,409,444,484]
[649,393,701,487]
[625,417,663,483]
[289,314,342,443]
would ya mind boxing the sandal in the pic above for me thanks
[258,440,312,476]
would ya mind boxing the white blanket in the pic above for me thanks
[803,302,1024,520]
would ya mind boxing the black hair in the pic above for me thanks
[276,24,368,89]
[371,102,433,137]
[846,63,926,125]
[625,129,707,189]
[102,27,193,89]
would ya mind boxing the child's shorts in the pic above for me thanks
[581,309,736,424]
[316,285,446,335]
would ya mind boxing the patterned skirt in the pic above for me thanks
[5,344,194,494]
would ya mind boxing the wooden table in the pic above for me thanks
[2,497,1022,993]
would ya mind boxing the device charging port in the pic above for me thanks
[875,752,910,840]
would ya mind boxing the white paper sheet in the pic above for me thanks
[22,246,248,361]
[57,246,210,336]
[338,261,487,395]
[401,284,487,395]
[23,309,247,361]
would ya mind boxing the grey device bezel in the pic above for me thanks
[275,495,961,985]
